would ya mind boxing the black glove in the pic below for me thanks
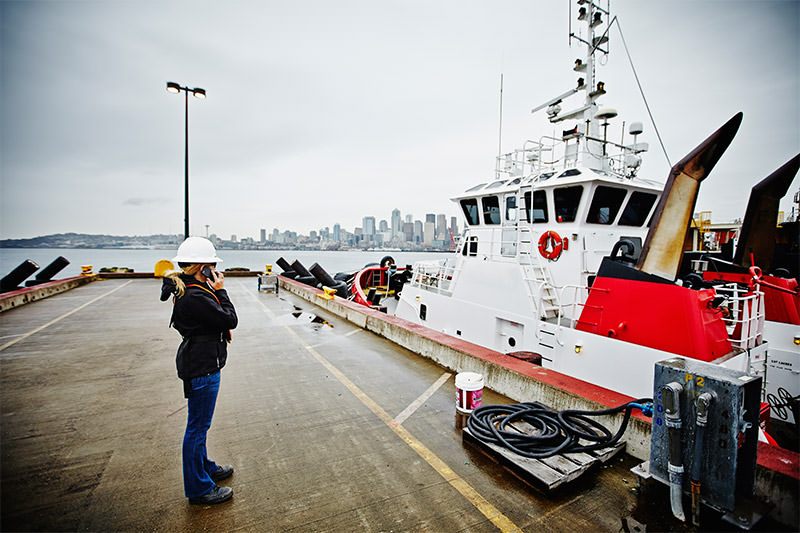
[160,277,177,301]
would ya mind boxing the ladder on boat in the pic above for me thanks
[518,227,559,319]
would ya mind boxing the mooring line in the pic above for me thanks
[394,372,451,425]
[245,285,521,532]
[0,280,133,353]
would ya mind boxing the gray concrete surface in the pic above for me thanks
[0,278,783,531]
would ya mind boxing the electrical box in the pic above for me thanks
[650,357,761,512]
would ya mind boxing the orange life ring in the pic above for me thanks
[538,230,564,260]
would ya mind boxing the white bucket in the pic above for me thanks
[455,372,484,414]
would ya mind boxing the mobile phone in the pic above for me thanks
[201,266,214,280]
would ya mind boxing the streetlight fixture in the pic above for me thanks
[166,81,206,239]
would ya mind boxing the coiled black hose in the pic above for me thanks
[466,399,653,459]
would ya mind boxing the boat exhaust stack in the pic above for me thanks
[734,153,800,270]
[636,113,743,280]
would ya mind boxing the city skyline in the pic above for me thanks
[219,206,460,251]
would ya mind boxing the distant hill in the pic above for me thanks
[0,233,182,248]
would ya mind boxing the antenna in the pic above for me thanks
[498,73,504,158]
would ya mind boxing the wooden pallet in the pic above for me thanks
[463,426,626,491]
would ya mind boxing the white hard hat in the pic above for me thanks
[173,237,223,264]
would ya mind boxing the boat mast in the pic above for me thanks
[498,73,504,159]
[573,0,610,170]
[531,1,612,172]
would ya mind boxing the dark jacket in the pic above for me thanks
[170,274,238,381]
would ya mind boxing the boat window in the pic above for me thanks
[539,172,556,180]
[618,191,658,226]
[486,180,508,190]
[586,186,627,224]
[465,183,487,192]
[558,169,582,178]
[505,195,517,221]
[460,199,480,226]
[481,196,501,224]
[462,235,478,256]
[554,186,583,223]
[508,177,522,186]
[523,190,549,223]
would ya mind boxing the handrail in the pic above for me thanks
[352,266,409,306]
[409,259,462,297]
[714,283,765,350]
[494,130,646,179]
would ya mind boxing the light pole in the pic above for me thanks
[166,81,206,239]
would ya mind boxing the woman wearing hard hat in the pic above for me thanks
[164,237,238,505]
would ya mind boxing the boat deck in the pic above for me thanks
[0,278,787,531]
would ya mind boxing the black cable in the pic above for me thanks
[612,16,671,168]
[466,399,652,459]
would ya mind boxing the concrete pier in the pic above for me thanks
[0,278,792,531]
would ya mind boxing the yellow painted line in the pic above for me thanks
[245,285,522,532]
[0,280,134,353]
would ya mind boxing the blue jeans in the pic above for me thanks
[183,372,220,498]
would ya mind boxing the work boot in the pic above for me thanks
[189,485,233,505]
[210,464,234,482]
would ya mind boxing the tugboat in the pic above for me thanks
[388,0,798,419]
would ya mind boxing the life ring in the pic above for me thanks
[538,231,563,261]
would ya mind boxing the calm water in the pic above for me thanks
[0,248,451,279]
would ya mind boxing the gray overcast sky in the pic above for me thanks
[1,0,798,240]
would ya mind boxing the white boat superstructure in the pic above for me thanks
[394,1,770,399]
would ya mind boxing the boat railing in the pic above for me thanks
[410,260,461,296]
[531,283,597,347]
[351,265,393,306]
[494,139,553,180]
[526,280,592,329]
[714,282,765,350]
[557,284,594,327]
[494,131,646,180]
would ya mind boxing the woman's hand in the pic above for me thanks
[210,269,225,291]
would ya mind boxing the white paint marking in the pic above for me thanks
[0,280,133,353]
[394,372,452,425]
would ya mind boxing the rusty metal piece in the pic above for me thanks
[691,479,701,527]
[734,154,800,270]
[637,113,743,279]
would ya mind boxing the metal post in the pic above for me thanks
[167,81,204,240]
[184,89,189,239]
[183,91,189,239]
